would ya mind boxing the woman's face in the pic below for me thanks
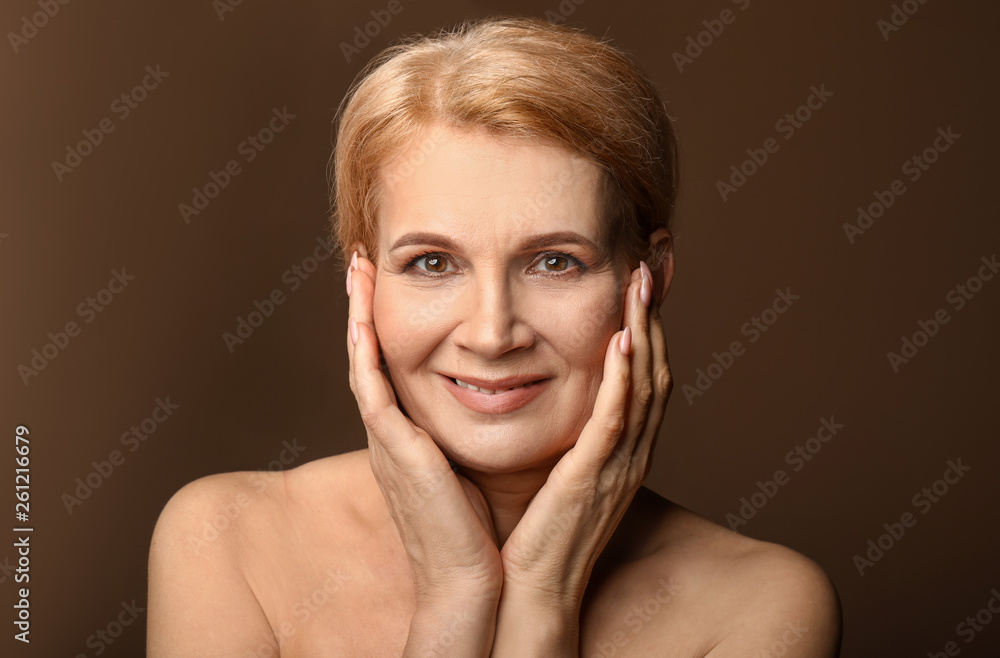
[371,122,629,474]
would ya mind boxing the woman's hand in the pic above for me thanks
[492,261,672,656]
[346,249,502,655]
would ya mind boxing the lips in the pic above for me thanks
[450,377,543,394]
[439,373,550,393]
[440,373,550,414]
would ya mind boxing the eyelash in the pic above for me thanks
[401,251,587,278]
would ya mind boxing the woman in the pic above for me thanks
[148,16,841,656]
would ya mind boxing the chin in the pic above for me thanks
[425,416,579,475]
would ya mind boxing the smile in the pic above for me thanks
[450,377,540,394]
[441,374,550,414]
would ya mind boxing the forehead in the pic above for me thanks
[377,123,606,254]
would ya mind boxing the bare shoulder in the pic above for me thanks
[589,487,842,656]
[692,522,842,657]
[149,468,285,557]
[147,469,282,656]
[149,449,372,540]
[149,449,375,565]
[146,451,373,657]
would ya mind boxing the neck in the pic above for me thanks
[458,461,556,547]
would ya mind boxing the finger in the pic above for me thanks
[351,317,424,457]
[354,315,490,546]
[620,263,654,457]
[564,325,631,475]
[346,251,381,395]
[351,295,463,518]
[635,293,671,462]
[346,251,358,393]
[347,251,374,358]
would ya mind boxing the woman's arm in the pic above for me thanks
[489,261,668,656]
[147,474,278,657]
[348,251,503,656]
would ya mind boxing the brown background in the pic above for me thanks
[2,0,998,655]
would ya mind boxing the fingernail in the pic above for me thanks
[346,267,352,297]
[351,250,358,270]
[639,261,652,308]
[350,316,358,345]
[619,326,631,355]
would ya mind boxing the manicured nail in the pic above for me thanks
[351,250,358,270]
[619,326,631,355]
[639,261,652,308]
[346,266,352,297]
[350,316,358,345]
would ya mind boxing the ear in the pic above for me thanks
[648,228,675,307]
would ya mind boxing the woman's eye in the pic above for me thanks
[535,254,572,273]
[404,251,583,277]
[406,252,453,275]
[421,254,449,273]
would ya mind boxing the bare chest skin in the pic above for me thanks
[244,453,726,657]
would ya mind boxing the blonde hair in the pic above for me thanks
[328,15,678,274]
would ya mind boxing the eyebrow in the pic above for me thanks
[390,231,601,254]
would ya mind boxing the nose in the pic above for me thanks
[451,268,533,359]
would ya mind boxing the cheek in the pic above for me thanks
[373,283,444,368]
[535,282,624,365]
[372,285,407,366]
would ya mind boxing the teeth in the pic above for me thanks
[453,378,533,394]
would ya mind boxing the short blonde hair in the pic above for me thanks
[328,15,678,274]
